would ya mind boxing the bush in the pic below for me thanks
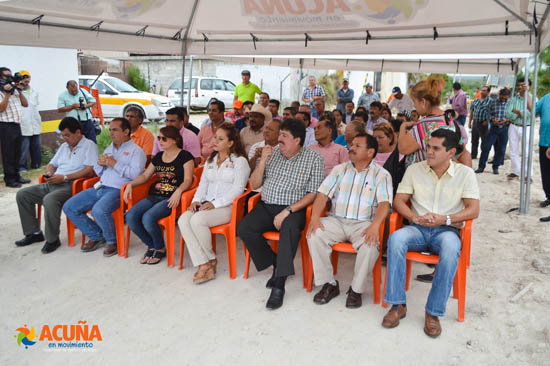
[96,127,112,154]
[316,73,341,108]
[41,145,56,166]
[128,65,149,92]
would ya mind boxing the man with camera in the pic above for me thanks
[57,80,97,143]
[0,67,30,188]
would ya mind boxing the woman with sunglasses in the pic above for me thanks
[124,125,194,264]
[178,123,250,284]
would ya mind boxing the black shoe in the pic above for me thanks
[540,199,550,208]
[266,287,285,310]
[416,272,435,283]
[488,159,493,164]
[475,168,484,174]
[6,181,22,188]
[493,169,499,175]
[15,232,45,246]
[41,239,61,254]
[18,177,31,184]
[540,216,550,223]
[266,266,276,288]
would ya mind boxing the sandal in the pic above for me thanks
[193,263,215,284]
[140,249,155,264]
[209,258,218,273]
[147,250,166,265]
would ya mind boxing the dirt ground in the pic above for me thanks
[1,122,549,365]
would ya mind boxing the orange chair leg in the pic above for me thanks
[452,275,459,299]
[306,256,314,292]
[372,258,381,304]
[405,260,412,291]
[178,235,185,270]
[67,219,75,247]
[211,234,217,253]
[381,268,388,308]
[125,226,131,258]
[244,248,250,279]
[166,225,175,267]
[331,251,338,275]
[37,204,42,224]
[113,210,125,257]
[225,233,237,280]
[457,263,466,322]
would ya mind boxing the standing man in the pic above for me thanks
[268,99,282,121]
[237,119,324,310]
[309,118,349,176]
[536,92,550,221]
[234,70,262,103]
[302,76,325,109]
[505,78,533,180]
[388,87,414,113]
[18,71,42,171]
[198,100,226,159]
[57,80,97,142]
[307,132,391,307]
[449,82,468,126]
[15,117,97,253]
[336,78,354,114]
[468,86,492,159]
[382,129,479,338]
[126,106,154,164]
[476,88,511,174]
[240,104,271,155]
[366,101,388,132]
[0,67,29,188]
[357,83,379,110]
[63,118,146,257]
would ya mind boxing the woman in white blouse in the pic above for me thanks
[178,123,250,283]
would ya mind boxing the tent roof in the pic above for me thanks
[0,0,548,56]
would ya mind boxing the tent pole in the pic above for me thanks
[519,56,529,215]
[180,43,187,107]
[492,0,534,30]
[187,56,193,110]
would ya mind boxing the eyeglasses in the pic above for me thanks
[157,136,168,142]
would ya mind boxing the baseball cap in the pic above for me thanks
[365,82,372,87]
[343,78,349,82]
[18,70,30,77]
[241,70,251,75]
[232,100,244,109]
[392,86,402,95]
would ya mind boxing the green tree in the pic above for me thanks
[128,65,149,92]
[316,73,341,108]
[536,46,550,99]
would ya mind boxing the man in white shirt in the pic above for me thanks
[15,117,98,254]
[389,87,414,113]
[18,71,42,171]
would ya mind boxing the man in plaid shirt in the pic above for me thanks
[302,76,325,109]
[0,67,30,188]
[476,88,511,174]
[238,118,324,310]
[468,86,492,159]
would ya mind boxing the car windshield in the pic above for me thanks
[170,78,198,90]
[104,77,139,93]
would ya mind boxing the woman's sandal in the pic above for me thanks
[209,258,218,273]
[193,263,216,284]
[147,250,166,265]
[140,249,155,264]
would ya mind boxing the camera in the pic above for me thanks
[79,97,86,109]
[0,72,24,94]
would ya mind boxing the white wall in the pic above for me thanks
[0,45,78,111]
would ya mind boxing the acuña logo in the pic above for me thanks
[15,321,102,350]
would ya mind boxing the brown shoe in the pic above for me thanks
[345,286,362,309]
[382,304,407,328]
[313,281,340,305]
[193,263,215,284]
[103,244,118,257]
[424,312,442,338]
[507,173,519,180]
[81,239,105,252]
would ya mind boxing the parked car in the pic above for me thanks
[167,77,236,110]
[79,74,174,122]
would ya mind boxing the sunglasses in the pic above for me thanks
[157,136,169,142]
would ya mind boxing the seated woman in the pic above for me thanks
[381,107,393,122]
[331,109,346,136]
[178,123,250,284]
[373,122,405,196]
[124,126,195,264]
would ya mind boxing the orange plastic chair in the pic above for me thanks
[381,212,473,322]
[243,193,313,288]
[36,174,89,247]
[178,184,251,279]
[304,220,386,304]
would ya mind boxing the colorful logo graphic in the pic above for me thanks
[15,325,37,349]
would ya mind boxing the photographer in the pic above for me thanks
[0,67,30,188]
[57,80,97,143]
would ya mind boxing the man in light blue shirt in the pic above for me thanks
[57,80,97,143]
[357,83,379,110]
[536,93,550,219]
[16,117,97,254]
[63,118,146,256]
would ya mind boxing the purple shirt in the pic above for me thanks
[450,90,468,117]
[152,127,200,158]
[308,142,349,177]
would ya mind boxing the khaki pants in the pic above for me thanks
[178,206,232,266]
[307,215,379,293]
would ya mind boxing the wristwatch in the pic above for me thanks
[446,215,452,226]
[63,175,69,183]
[285,206,293,214]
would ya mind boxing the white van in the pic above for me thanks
[79,74,174,121]
[167,77,236,110]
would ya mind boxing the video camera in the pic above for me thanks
[0,72,24,94]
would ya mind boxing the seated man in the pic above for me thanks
[308,132,391,308]
[198,100,227,159]
[235,101,254,132]
[152,107,201,166]
[309,117,349,176]
[237,119,324,310]
[282,107,296,120]
[63,118,146,257]
[178,106,200,135]
[382,129,480,338]
[343,101,355,123]
[126,106,154,164]
[240,104,271,155]
[249,119,281,171]
[268,99,283,121]
[366,101,388,132]
[298,104,318,127]
[335,120,366,150]
[15,117,97,253]
[295,111,316,147]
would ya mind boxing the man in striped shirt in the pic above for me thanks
[468,86,491,159]
[302,76,325,109]
[307,132,392,308]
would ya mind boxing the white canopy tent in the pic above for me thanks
[0,0,548,214]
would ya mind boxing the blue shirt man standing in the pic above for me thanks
[537,93,550,221]
[336,78,354,114]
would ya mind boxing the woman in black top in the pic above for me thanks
[124,126,194,264]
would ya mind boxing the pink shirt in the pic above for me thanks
[309,142,349,177]
[152,127,200,158]
[198,124,217,159]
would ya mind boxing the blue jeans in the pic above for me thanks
[478,124,509,171]
[384,224,461,317]
[63,186,120,244]
[126,196,171,250]
[456,115,466,126]
[20,134,42,170]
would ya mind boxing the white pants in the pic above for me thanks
[178,206,232,266]
[307,216,379,294]
[509,124,534,177]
